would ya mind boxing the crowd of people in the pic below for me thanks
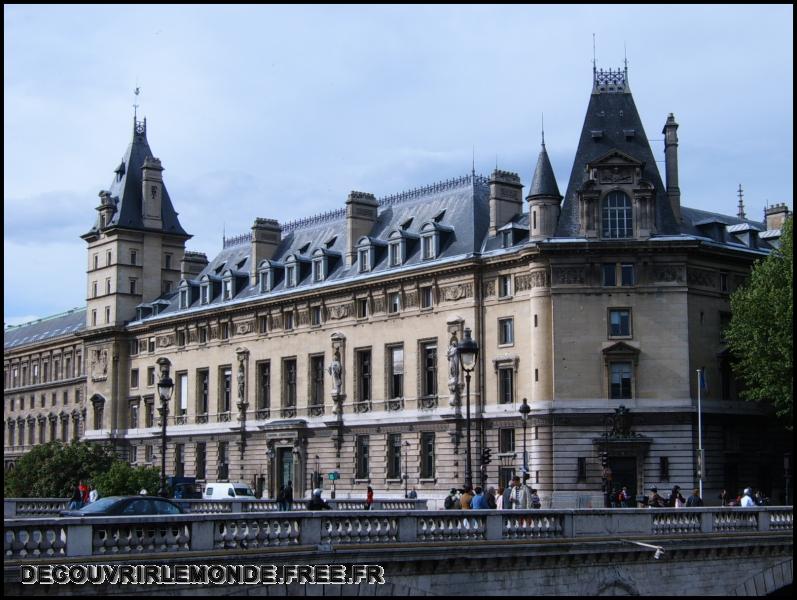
[67,479,99,510]
[441,474,543,510]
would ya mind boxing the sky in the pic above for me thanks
[4,4,793,326]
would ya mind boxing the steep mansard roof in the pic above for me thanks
[4,308,86,351]
[84,119,188,238]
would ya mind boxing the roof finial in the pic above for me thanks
[737,184,746,220]
[472,145,476,178]
[592,33,597,77]
[133,83,140,120]
[624,42,628,74]
[541,113,545,148]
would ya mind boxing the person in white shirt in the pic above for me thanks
[88,485,99,503]
[740,487,755,507]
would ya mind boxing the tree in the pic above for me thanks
[4,440,116,498]
[725,218,793,429]
[92,462,161,497]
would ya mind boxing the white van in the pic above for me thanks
[203,482,257,500]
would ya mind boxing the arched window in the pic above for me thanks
[602,191,633,239]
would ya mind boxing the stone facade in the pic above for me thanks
[4,67,791,507]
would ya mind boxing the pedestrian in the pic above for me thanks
[486,486,497,509]
[754,490,770,506]
[365,485,374,510]
[529,488,541,509]
[509,475,530,509]
[685,488,703,507]
[719,488,729,507]
[669,485,685,508]
[444,488,459,510]
[618,486,630,508]
[88,484,99,504]
[471,487,487,509]
[284,480,293,510]
[502,482,514,510]
[496,486,504,510]
[68,484,83,510]
[307,489,332,510]
[79,480,90,505]
[408,487,418,499]
[648,486,665,508]
[460,485,474,509]
[740,487,755,507]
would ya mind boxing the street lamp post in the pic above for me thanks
[156,358,174,498]
[403,441,410,498]
[315,454,320,490]
[457,327,479,491]
[519,397,530,477]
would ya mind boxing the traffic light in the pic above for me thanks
[482,447,492,466]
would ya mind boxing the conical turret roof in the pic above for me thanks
[528,143,561,199]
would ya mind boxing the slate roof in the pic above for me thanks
[4,308,86,351]
[679,206,765,236]
[528,143,561,198]
[144,175,491,320]
[557,84,679,237]
[83,118,188,238]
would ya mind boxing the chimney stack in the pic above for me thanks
[765,203,791,231]
[141,156,164,229]
[662,114,681,223]
[180,252,208,280]
[251,218,282,279]
[488,170,523,236]
[345,191,378,266]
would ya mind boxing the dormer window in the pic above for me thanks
[358,248,370,272]
[286,265,296,288]
[200,277,211,305]
[421,234,436,260]
[389,242,401,267]
[222,277,233,300]
[179,285,189,309]
[258,260,276,293]
[501,230,512,248]
[312,259,324,282]
[602,191,633,239]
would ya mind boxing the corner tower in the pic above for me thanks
[527,136,562,240]
[81,117,191,330]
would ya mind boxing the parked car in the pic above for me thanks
[203,482,257,500]
[59,496,185,517]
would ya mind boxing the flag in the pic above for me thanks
[698,369,708,394]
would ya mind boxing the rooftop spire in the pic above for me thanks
[528,137,561,199]
[541,113,545,147]
[133,85,140,120]
[737,184,746,220]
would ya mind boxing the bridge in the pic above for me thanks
[4,505,793,596]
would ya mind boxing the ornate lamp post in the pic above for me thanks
[315,454,320,490]
[457,327,479,491]
[519,397,530,476]
[403,440,410,498]
[156,358,174,498]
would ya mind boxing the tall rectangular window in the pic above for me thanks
[499,318,514,345]
[356,435,370,479]
[420,286,433,309]
[621,264,635,286]
[498,275,512,298]
[310,355,325,408]
[130,369,139,388]
[129,402,139,429]
[130,279,138,295]
[420,432,435,479]
[610,362,633,400]
[422,235,435,260]
[221,368,232,413]
[197,369,209,416]
[609,309,632,338]
[259,315,269,334]
[358,249,369,272]
[165,254,172,270]
[284,311,294,331]
[577,457,587,481]
[218,442,229,480]
[357,298,369,319]
[257,361,270,416]
[311,306,322,326]
[283,359,297,412]
[145,401,154,427]
[174,443,184,478]
[421,342,437,397]
[499,428,515,453]
[145,445,154,463]
[286,265,296,287]
[389,243,401,266]
[196,443,206,480]
[312,260,324,282]
[388,345,404,399]
[387,433,402,479]
[499,367,514,404]
[356,350,371,403]
[602,264,617,286]
[388,292,401,314]
[130,249,137,265]
[105,307,111,323]
[178,372,188,416]
[147,367,156,386]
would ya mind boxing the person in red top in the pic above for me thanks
[365,486,374,510]
[79,480,90,505]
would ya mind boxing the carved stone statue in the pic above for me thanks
[237,362,245,401]
[447,334,460,406]
[328,349,342,397]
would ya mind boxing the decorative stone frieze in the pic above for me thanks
[553,266,586,285]
[441,283,473,301]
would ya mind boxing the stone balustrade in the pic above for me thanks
[4,497,427,518]
[4,507,791,561]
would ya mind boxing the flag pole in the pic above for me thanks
[697,368,704,499]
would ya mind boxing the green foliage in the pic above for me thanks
[4,440,116,498]
[725,218,793,428]
[92,462,161,498]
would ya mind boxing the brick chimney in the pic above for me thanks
[662,114,681,223]
[180,252,208,280]
[141,156,164,229]
[765,203,791,231]
[345,191,378,266]
[488,170,523,236]
[251,218,282,278]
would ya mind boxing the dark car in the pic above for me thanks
[59,496,185,517]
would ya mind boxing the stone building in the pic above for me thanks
[4,66,791,506]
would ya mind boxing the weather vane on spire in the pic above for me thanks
[133,85,140,119]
